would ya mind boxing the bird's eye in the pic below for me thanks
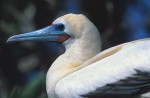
[55,24,65,31]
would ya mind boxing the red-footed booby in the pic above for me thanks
[7,14,150,98]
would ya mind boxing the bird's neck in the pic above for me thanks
[46,35,101,98]
[46,41,85,98]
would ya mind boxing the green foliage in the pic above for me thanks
[9,87,21,98]
[9,72,48,98]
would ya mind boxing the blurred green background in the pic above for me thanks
[0,0,150,98]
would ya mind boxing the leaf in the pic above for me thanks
[9,87,21,98]
[19,72,46,98]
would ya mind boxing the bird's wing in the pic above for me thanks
[81,39,150,98]
[82,70,150,98]
[56,38,150,98]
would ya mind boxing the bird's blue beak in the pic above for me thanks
[7,26,70,43]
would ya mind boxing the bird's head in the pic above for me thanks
[7,14,101,50]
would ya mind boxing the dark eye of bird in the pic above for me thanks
[55,24,65,31]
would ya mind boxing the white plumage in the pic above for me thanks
[7,14,150,98]
[55,39,150,98]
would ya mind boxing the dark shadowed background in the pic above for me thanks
[0,0,150,98]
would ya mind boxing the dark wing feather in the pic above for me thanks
[82,70,150,98]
